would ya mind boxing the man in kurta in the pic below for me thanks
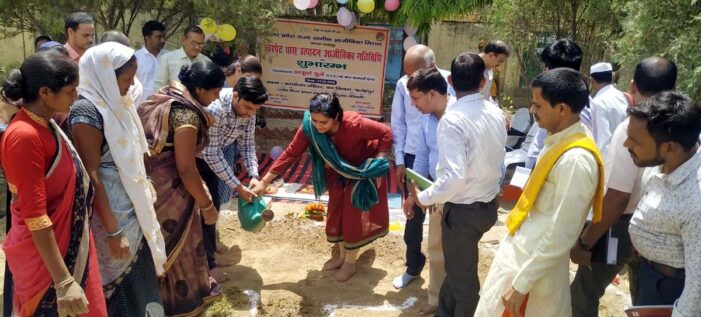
[475,68,604,317]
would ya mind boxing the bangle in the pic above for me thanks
[106,227,124,238]
[55,276,75,289]
[200,202,214,210]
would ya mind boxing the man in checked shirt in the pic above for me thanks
[196,75,269,282]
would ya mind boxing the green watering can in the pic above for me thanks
[237,197,274,232]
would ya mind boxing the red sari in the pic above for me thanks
[0,109,106,317]
[270,112,393,249]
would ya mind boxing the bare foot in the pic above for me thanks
[216,241,228,254]
[419,304,437,316]
[322,257,345,271]
[216,257,235,267]
[335,262,357,282]
[210,267,228,283]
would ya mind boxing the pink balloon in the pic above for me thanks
[337,7,353,26]
[385,0,400,11]
[270,146,283,160]
[309,0,318,8]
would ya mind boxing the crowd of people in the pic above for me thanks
[0,10,698,317]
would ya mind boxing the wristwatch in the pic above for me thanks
[578,236,592,251]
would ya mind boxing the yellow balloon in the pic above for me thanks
[199,17,218,34]
[216,24,237,42]
[357,0,375,13]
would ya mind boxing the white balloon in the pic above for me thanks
[404,23,418,36]
[403,36,417,51]
[293,0,311,10]
[344,13,357,30]
[337,7,353,26]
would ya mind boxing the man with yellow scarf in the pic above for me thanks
[475,68,605,317]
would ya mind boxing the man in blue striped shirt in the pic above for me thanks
[196,75,268,280]
[404,66,455,316]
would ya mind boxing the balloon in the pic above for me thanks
[344,13,357,30]
[337,0,348,3]
[293,0,311,10]
[215,24,237,42]
[308,0,318,8]
[357,0,375,13]
[270,146,283,160]
[404,23,418,36]
[337,7,353,26]
[403,36,417,51]
[385,0,400,11]
[199,17,218,34]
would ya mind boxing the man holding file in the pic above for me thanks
[403,66,455,316]
[408,53,506,317]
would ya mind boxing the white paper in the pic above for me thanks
[510,166,532,189]
[607,230,618,265]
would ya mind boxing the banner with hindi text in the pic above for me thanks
[260,19,389,117]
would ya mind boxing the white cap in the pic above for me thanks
[590,62,613,74]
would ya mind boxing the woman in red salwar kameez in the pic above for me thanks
[252,93,393,282]
[0,52,107,317]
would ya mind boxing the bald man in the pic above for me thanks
[391,44,454,293]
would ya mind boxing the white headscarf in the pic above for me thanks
[78,42,166,275]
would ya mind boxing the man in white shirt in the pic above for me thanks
[154,25,211,88]
[625,91,701,317]
[135,20,168,99]
[476,68,601,317]
[589,62,629,155]
[404,67,456,316]
[409,53,506,316]
[391,44,454,290]
[525,39,596,168]
[478,40,510,101]
[570,57,678,317]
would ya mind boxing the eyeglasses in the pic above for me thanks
[189,39,204,48]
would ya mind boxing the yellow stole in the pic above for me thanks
[505,132,605,235]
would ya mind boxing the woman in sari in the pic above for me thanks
[67,42,167,316]
[138,60,224,316]
[0,52,107,316]
[251,93,393,282]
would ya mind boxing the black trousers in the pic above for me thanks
[437,199,498,317]
[195,158,221,270]
[570,215,636,317]
[402,153,427,276]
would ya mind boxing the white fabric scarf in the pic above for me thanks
[78,42,166,275]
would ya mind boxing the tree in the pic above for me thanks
[488,0,622,87]
[0,0,283,48]
[611,0,701,100]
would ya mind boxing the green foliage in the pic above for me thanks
[488,0,622,88]
[491,0,701,100]
[0,0,285,51]
[611,0,701,100]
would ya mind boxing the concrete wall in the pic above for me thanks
[427,21,530,108]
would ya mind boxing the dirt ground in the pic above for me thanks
[205,202,632,316]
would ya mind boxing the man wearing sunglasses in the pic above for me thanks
[154,25,212,89]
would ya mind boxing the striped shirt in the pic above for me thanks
[199,88,258,189]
